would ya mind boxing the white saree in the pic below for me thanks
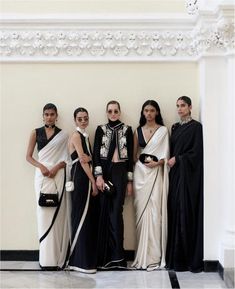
[34,130,69,268]
[132,126,169,269]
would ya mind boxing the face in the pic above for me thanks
[143,104,158,122]
[43,109,57,126]
[106,103,121,122]
[176,99,192,118]
[75,111,89,130]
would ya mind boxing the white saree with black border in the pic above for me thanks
[34,130,69,269]
[132,126,169,270]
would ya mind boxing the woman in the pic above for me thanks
[132,100,169,271]
[93,100,133,269]
[68,107,98,273]
[166,96,203,272]
[26,103,69,270]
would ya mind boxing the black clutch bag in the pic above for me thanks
[38,192,59,207]
[103,180,115,196]
[38,178,59,207]
[139,154,158,164]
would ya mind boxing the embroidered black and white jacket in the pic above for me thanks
[93,122,133,181]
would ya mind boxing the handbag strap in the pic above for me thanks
[71,160,78,182]
[40,177,58,192]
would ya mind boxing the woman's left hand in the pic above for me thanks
[48,162,65,178]
[145,160,158,168]
[80,154,91,163]
[48,167,58,178]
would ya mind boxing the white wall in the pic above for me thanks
[1,0,234,270]
[0,62,199,250]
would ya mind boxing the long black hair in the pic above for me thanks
[139,100,164,127]
[73,107,88,120]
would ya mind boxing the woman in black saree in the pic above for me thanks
[166,96,204,273]
[68,107,98,273]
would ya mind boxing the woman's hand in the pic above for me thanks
[80,154,91,164]
[96,175,105,192]
[145,160,158,168]
[126,182,133,196]
[48,166,59,178]
[91,182,99,197]
[39,164,50,177]
[168,157,176,168]
[48,162,65,178]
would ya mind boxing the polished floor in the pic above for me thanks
[0,261,227,288]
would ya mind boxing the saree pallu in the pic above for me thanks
[132,126,169,269]
[34,130,69,269]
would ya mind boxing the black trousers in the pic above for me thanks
[97,162,127,267]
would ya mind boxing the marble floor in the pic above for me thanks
[0,262,228,289]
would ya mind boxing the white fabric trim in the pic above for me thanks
[69,266,96,274]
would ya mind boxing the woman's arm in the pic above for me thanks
[26,130,50,177]
[72,132,98,196]
[133,129,139,163]
[93,126,105,191]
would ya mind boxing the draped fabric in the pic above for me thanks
[34,130,70,269]
[166,120,203,272]
[132,126,169,269]
[68,132,98,273]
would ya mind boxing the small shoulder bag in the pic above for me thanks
[65,161,78,192]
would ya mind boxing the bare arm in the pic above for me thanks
[71,132,98,196]
[133,130,139,163]
[26,130,50,177]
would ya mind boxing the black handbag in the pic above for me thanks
[103,180,115,196]
[38,178,59,207]
[139,153,158,164]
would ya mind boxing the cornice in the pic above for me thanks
[0,8,234,62]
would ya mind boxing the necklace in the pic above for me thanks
[45,124,55,128]
[179,116,192,125]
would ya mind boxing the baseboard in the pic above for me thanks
[204,260,224,280]
[0,250,134,262]
[0,251,39,261]
[0,251,226,279]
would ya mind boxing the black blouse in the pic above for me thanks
[35,126,61,151]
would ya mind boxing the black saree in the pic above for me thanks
[166,119,204,272]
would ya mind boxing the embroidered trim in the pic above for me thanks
[94,166,103,176]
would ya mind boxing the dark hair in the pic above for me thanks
[106,100,121,112]
[139,100,164,126]
[73,107,88,120]
[43,103,57,114]
[177,96,192,106]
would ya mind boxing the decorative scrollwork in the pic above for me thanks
[0,13,234,61]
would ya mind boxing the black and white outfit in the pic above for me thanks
[68,129,98,273]
[34,126,69,270]
[132,126,169,270]
[166,119,203,272]
[93,120,133,269]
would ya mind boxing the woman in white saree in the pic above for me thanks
[26,103,69,270]
[132,100,169,271]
